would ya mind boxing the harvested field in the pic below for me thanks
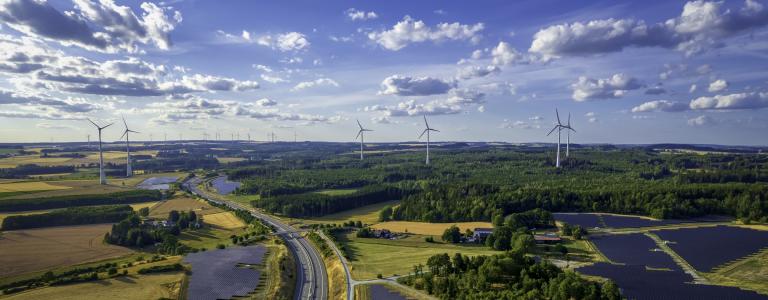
[3,273,184,300]
[202,212,246,229]
[149,197,222,218]
[0,224,133,277]
[0,181,70,193]
[2,180,132,200]
[370,221,492,236]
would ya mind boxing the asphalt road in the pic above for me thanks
[182,176,328,300]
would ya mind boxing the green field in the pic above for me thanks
[313,188,358,196]
[178,226,244,250]
[339,232,499,280]
[293,200,399,226]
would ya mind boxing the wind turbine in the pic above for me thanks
[546,109,574,168]
[119,116,139,177]
[566,113,576,158]
[87,119,112,185]
[355,119,373,160]
[418,115,439,165]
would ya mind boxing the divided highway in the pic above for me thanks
[182,176,328,300]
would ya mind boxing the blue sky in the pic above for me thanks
[0,0,767,145]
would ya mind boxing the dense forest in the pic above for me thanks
[2,205,133,230]
[398,251,621,300]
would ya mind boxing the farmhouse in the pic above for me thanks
[473,228,493,239]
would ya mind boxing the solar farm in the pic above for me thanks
[182,245,268,300]
[590,233,679,270]
[653,226,768,272]
[209,176,241,195]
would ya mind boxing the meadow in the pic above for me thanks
[0,224,133,278]
[201,212,246,229]
[370,221,493,236]
[148,197,223,218]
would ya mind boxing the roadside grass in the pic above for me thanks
[201,211,246,230]
[313,188,358,196]
[339,232,499,280]
[294,200,400,226]
[227,194,261,207]
[305,231,348,300]
[370,221,493,236]
[250,240,296,300]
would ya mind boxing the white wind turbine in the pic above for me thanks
[418,115,439,165]
[119,116,139,177]
[88,119,113,185]
[546,109,574,168]
[355,119,373,160]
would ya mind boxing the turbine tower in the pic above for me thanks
[418,115,439,165]
[119,116,139,177]
[355,119,373,160]
[546,109,574,168]
[87,119,112,185]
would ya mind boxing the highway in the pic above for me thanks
[182,176,328,300]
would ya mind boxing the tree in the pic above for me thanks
[441,225,462,244]
[168,210,180,223]
[138,207,150,217]
[511,233,534,253]
[379,205,393,222]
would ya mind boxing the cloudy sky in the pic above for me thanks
[1,0,767,145]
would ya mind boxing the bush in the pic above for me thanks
[137,263,183,274]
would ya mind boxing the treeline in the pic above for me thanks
[252,185,409,217]
[0,190,162,212]
[2,205,133,230]
[0,164,75,178]
[104,211,197,254]
[392,182,768,223]
[677,170,768,184]
[398,251,621,299]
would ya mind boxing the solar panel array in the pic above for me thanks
[654,225,768,272]
[211,177,241,195]
[369,284,408,300]
[591,233,679,270]
[578,263,767,300]
[183,245,268,300]
[137,176,178,190]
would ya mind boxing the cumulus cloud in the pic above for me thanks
[367,16,483,51]
[689,92,768,110]
[365,99,462,117]
[0,0,181,53]
[645,84,667,95]
[379,75,455,96]
[456,65,500,80]
[0,89,104,113]
[708,79,728,92]
[529,0,768,59]
[631,100,689,112]
[255,98,277,106]
[491,41,527,65]
[254,32,310,52]
[688,115,717,126]
[291,78,339,91]
[346,8,377,21]
[500,119,540,129]
[570,73,644,101]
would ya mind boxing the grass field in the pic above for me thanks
[128,201,159,212]
[1,180,132,200]
[226,194,260,207]
[707,249,768,295]
[0,181,70,193]
[0,156,73,168]
[295,200,400,226]
[3,272,184,300]
[149,197,223,218]
[0,224,134,278]
[340,233,499,280]
[370,221,493,236]
[202,212,246,229]
[314,188,358,196]
[216,157,247,163]
[178,226,244,250]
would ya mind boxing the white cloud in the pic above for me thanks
[255,98,277,107]
[645,84,667,95]
[255,32,310,52]
[456,65,500,80]
[708,79,728,92]
[585,112,598,123]
[689,84,698,93]
[260,74,288,84]
[529,0,768,59]
[378,75,455,96]
[367,16,483,51]
[631,100,689,112]
[688,115,716,126]
[570,73,644,101]
[0,0,181,53]
[365,99,463,117]
[346,8,377,21]
[500,119,540,129]
[689,92,768,110]
[491,41,527,65]
[291,78,339,91]
[477,105,485,112]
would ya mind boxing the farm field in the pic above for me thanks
[216,157,247,163]
[314,188,358,196]
[178,226,244,250]
[128,201,159,211]
[339,233,498,280]
[578,263,767,299]
[0,155,73,168]
[1,180,132,200]
[0,224,133,277]
[590,233,678,269]
[654,226,768,272]
[370,221,492,236]
[149,197,223,218]
[0,181,71,193]
[201,211,246,229]
[2,272,184,300]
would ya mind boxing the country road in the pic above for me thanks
[182,176,328,300]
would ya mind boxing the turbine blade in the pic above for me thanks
[119,130,127,140]
[556,109,562,125]
[357,119,363,130]
[128,130,140,133]
[355,130,362,140]
[423,115,429,129]
[87,118,98,128]
[547,126,558,136]
[430,128,440,132]
[418,129,428,139]
[103,123,113,129]
[122,115,127,129]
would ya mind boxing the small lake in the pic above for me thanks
[136,176,178,190]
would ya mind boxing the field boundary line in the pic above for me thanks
[644,232,707,284]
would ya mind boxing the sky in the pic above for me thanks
[0,0,767,145]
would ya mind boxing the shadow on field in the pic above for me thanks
[335,232,361,261]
